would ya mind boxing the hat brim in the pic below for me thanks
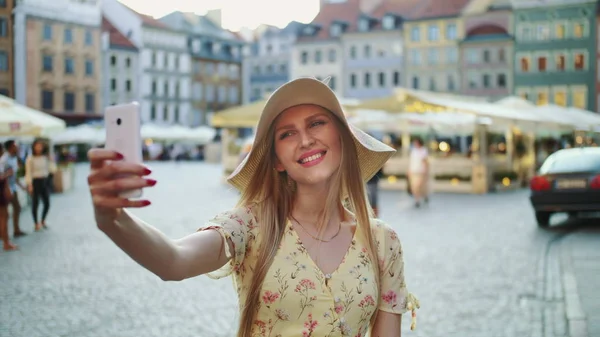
[227,77,396,191]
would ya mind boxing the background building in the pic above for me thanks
[513,0,597,110]
[13,0,103,125]
[243,21,303,103]
[159,10,244,126]
[460,0,513,99]
[0,0,15,98]
[101,16,139,109]
[102,0,192,125]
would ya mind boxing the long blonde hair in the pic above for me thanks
[236,109,381,336]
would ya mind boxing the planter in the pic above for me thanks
[53,165,74,193]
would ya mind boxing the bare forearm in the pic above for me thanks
[99,210,180,281]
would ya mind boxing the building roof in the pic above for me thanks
[122,4,171,30]
[159,11,242,43]
[298,0,363,41]
[370,0,427,19]
[408,0,473,20]
[101,16,137,50]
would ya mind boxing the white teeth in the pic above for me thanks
[300,152,323,164]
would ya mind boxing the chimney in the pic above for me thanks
[205,9,222,27]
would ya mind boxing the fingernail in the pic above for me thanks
[146,179,157,186]
[115,152,124,159]
[141,200,151,206]
[143,168,152,175]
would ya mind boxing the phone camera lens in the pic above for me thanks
[116,118,122,125]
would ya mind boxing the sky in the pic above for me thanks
[120,0,321,31]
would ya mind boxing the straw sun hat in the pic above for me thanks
[227,77,396,191]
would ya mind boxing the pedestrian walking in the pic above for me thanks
[408,137,429,208]
[0,140,26,236]
[86,78,420,336]
[0,143,17,251]
[25,140,55,231]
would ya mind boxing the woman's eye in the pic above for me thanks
[310,120,325,127]
[279,132,292,140]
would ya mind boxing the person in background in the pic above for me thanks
[408,137,429,208]
[0,143,17,251]
[25,140,55,231]
[367,168,384,217]
[0,140,26,236]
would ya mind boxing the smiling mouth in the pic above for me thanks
[298,151,326,164]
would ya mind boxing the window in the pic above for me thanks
[151,52,156,66]
[378,72,385,87]
[520,56,530,72]
[85,59,93,75]
[536,24,550,40]
[300,51,308,64]
[429,77,436,91]
[85,30,92,46]
[42,55,52,71]
[467,50,479,64]
[537,56,547,72]
[329,76,336,90]
[64,92,75,111]
[497,74,506,88]
[428,25,439,41]
[556,54,566,71]
[314,50,322,63]
[383,16,395,30]
[412,77,419,89]
[482,74,490,88]
[393,71,400,86]
[174,106,180,123]
[364,73,371,87]
[350,73,357,88]
[553,91,566,106]
[446,47,457,63]
[555,23,565,39]
[574,53,585,70]
[364,45,371,58]
[0,51,7,71]
[43,24,52,40]
[64,58,74,74]
[125,57,131,68]
[110,78,116,91]
[428,49,437,65]
[126,80,131,92]
[175,83,180,98]
[330,24,341,37]
[174,55,179,69]
[410,27,420,41]
[64,28,73,44]
[85,93,95,113]
[164,82,169,96]
[328,49,336,62]
[151,80,157,94]
[446,24,457,40]
[573,22,586,38]
[536,91,548,105]
[483,50,490,63]
[350,46,357,59]
[163,106,168,120]
[41,90,53,110]
[468,73,478,89]
[110,55,116,66]
[0,17,7,37]
[572,89,586,109]
[498,49,505,62]
[447,75,455,91]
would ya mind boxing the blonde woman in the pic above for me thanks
[25,140,55,231]
[87,78,420,336]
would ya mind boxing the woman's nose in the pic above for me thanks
[299,131,315,148]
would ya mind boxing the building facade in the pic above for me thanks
[402,0,473,93]
[513,0,597,110]
[101,17,139,109]
[160,11,244,126]
[460,1,513,99]
[102,0,192,125]
[13,0,103,124]
[292,0,367,96]
[0,0,14,98]
[243,22,303,103]
[341,0,418,99]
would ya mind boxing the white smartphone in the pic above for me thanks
[104,102,143,199]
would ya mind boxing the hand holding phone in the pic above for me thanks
[104,102,145,199]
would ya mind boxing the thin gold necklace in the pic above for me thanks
[290,215,342,243]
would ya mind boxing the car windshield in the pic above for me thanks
[540,149,600,174]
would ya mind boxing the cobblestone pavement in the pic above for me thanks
[0,162,596,337]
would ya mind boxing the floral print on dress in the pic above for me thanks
[198,209,420,336]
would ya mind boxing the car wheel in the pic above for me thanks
[535,211,551,227]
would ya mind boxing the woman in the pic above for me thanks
[0,143,17,251]
[408,137,429,208]
[25,140,54,231]
[87,78,420,336]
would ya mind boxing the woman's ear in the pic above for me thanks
[274,158,285,172]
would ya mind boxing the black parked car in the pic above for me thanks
[529,147,600,227]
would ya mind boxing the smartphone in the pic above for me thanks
[104,102,143,199]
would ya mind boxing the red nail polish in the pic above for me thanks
[146,179,157,186]
[143,168,152,175]
[141,200,151,206]
[115,152,124,159]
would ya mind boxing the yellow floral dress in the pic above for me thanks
[198,206,419,337]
